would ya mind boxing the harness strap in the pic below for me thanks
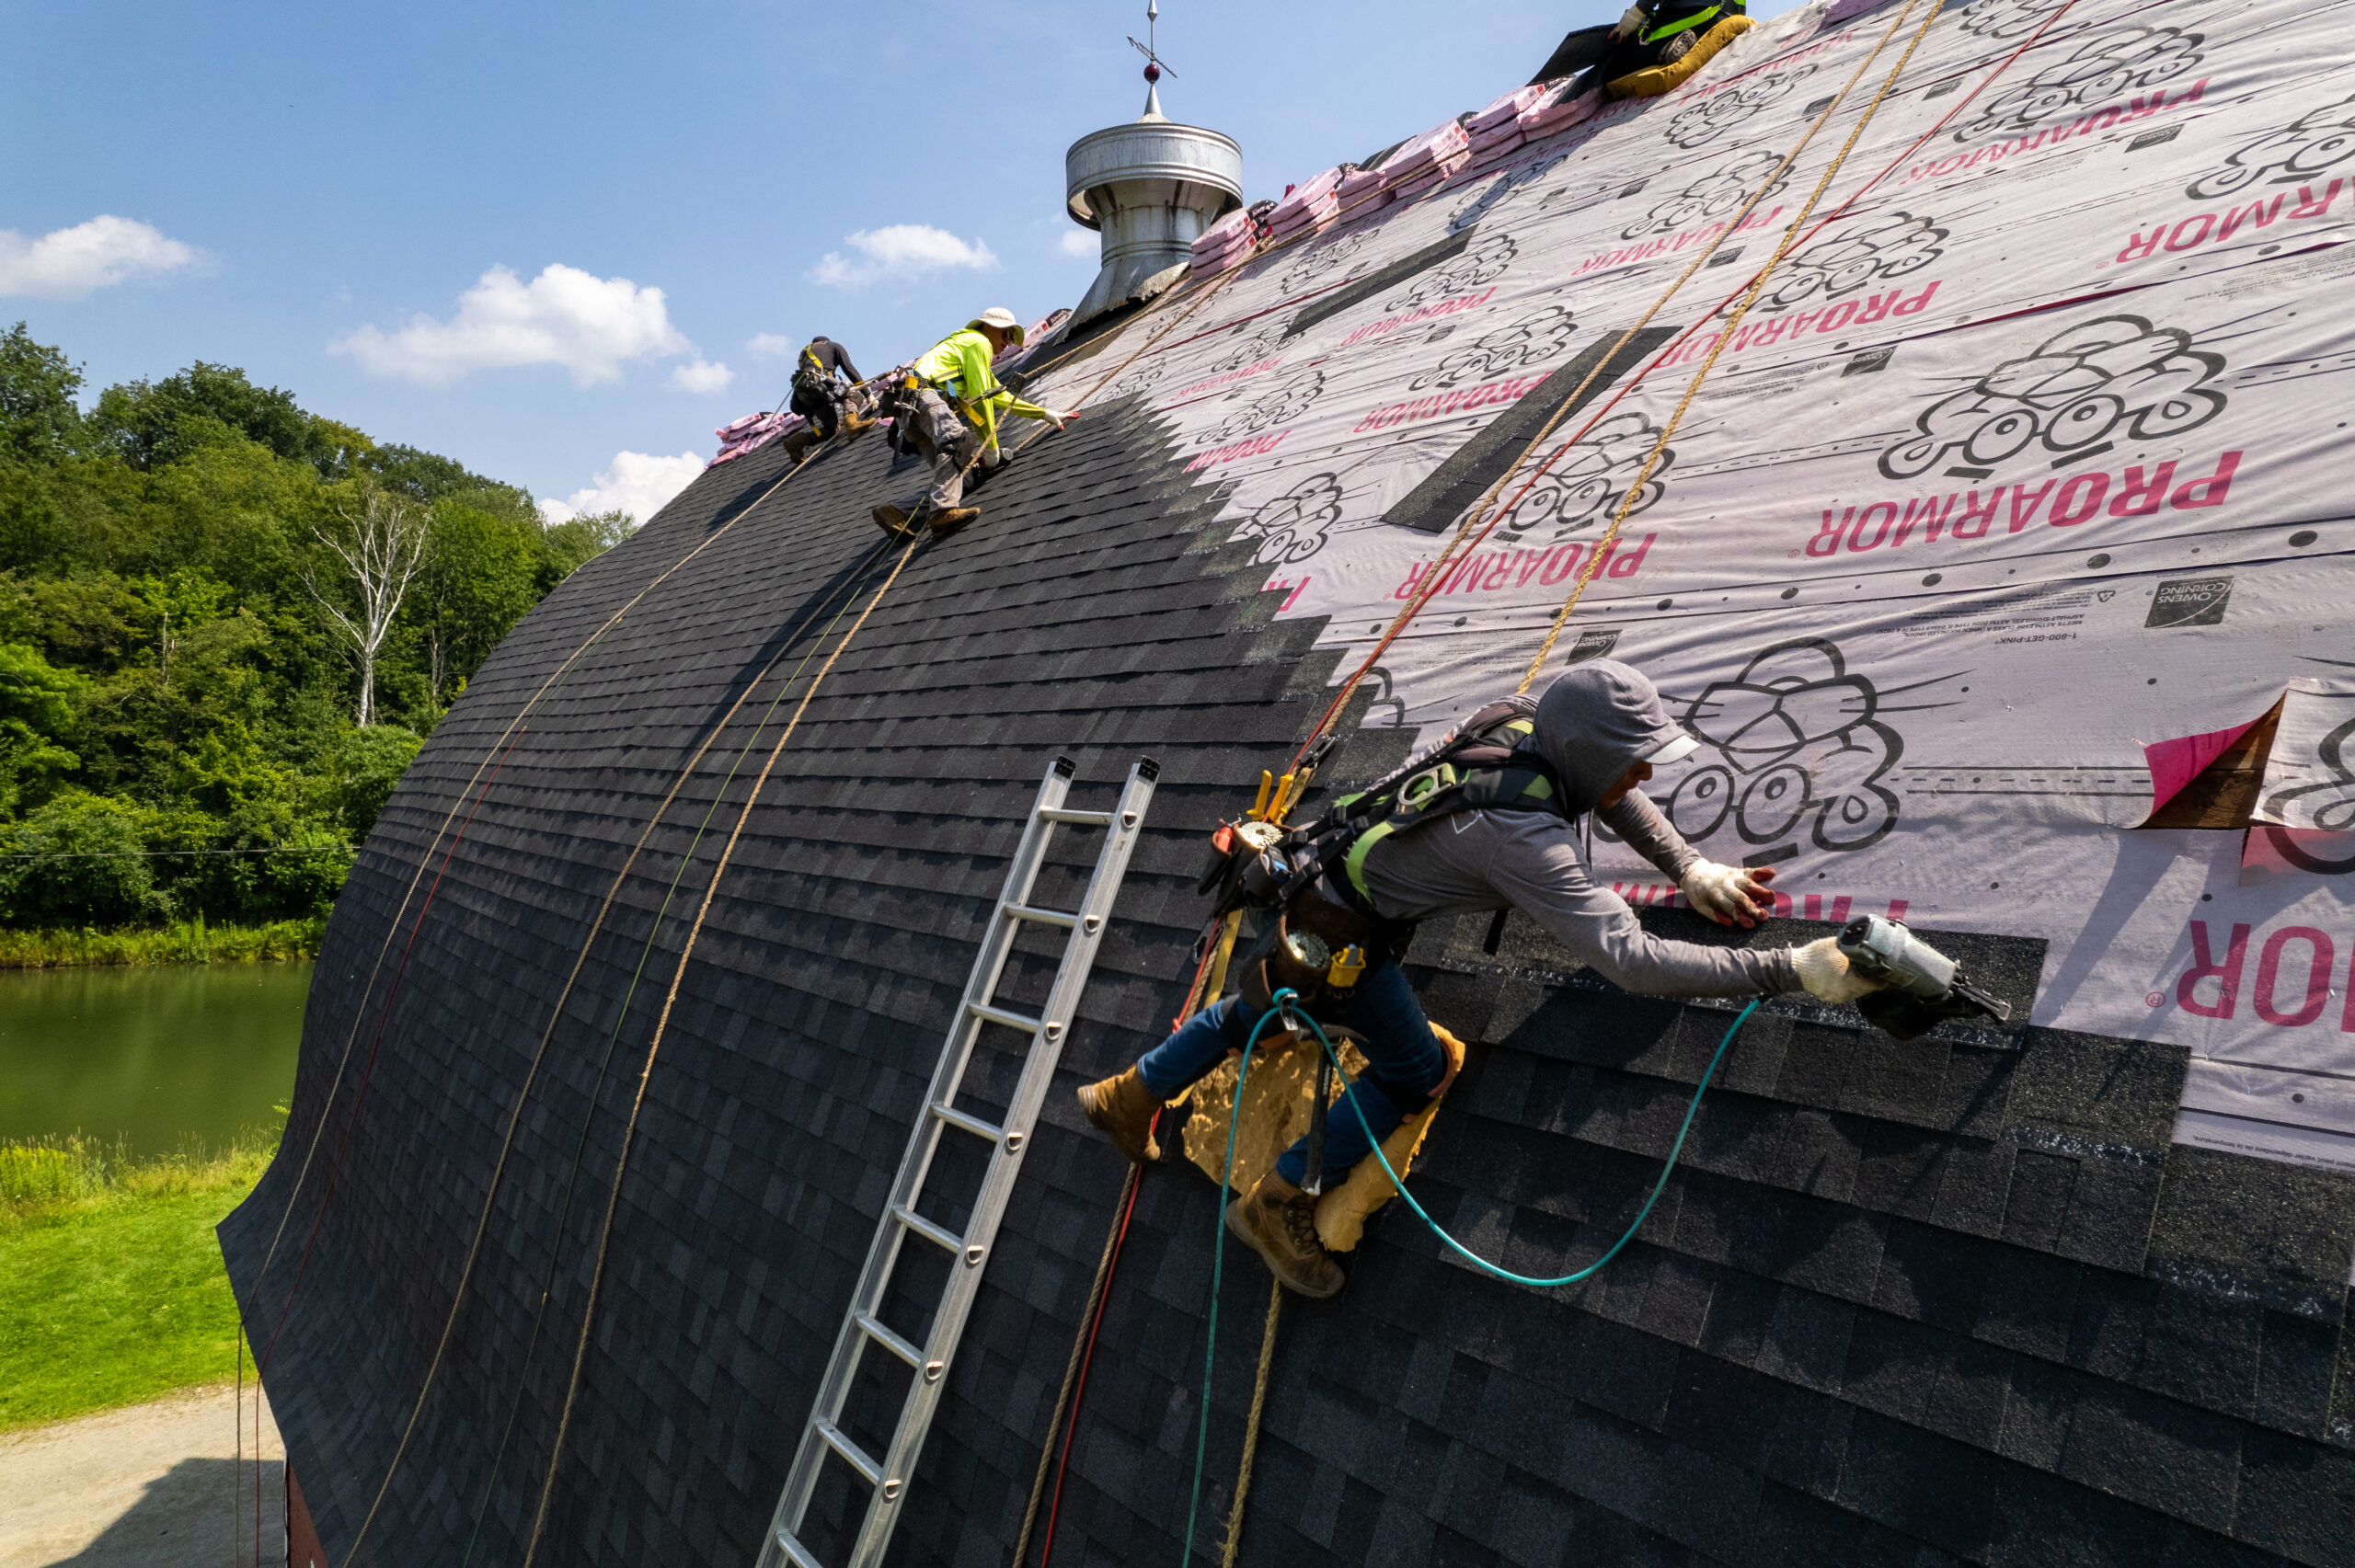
[1644,3,1721,43]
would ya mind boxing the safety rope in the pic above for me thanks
[1517,0,1945,691]
[343,536,899,1562]
[245,443,826,1300]
[1181,993,1758,1561]
[1220,1281,1284,1568]
[518,528,925,1566]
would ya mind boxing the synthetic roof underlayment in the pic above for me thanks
[220,2,2355,1565]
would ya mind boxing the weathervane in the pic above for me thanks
[1128,1,1174,82]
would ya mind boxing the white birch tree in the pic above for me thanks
[303,487,429,727]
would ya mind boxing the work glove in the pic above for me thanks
[1792,937,1890,1004]
[1681,860,1774,929]
[1048,407,1077,430]
[979,444,1006,469]
[1611,3,1648,40]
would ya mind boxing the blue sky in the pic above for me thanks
[1,0,1777,521]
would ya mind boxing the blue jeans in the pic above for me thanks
[1136,961,1448,1188]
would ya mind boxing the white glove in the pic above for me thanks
[979,444,1006,469]
[1048,407,1076,430]
[1793,938,1889,1004]
[1611,4,1648,40]
[1681,860,1774,929]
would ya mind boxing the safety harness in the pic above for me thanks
[1198,700,1572,1007]
[1643,2,1725,43]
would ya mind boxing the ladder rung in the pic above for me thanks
[856,1310,922,1368]
[775,1531,824,1568]
[1004,901,1078,929]
[930,1102,1005,1143]
[1040,807,1114,827]
[814,1418,882,1485]
[965,1001,1043,1035]
[893,1204,962,1253]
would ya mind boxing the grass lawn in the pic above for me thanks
[0,1134,273,1432]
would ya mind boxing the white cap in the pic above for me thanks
[969,306,1025,345]
[1646,731,1701,767]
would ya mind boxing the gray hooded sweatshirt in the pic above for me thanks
[1355,659,1800,996]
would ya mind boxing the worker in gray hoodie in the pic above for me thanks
[1078,658,1884,1298]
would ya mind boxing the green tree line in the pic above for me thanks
[0,322,632,931]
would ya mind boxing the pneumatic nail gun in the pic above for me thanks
[1837,915,2015,1040]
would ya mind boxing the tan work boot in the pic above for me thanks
[871,504,916,540]
[927,506,980,540]
[782,428,819,464]
[1076,1067,1161,1164]
[1226,1172,1344,1298]
[841,408,877,437]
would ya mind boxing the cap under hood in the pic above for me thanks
[1525,659,1699,815]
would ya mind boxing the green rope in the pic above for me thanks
[1180,990,1758,1560]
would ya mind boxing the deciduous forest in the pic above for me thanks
[0,322,630,933]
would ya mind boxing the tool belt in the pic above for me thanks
[1235,887,1411,1015]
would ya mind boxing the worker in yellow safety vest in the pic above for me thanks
[872,307,1077,543]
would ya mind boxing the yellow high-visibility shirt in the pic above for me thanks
[912,328,1051,451]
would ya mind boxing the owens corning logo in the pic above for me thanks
[1449,149,1572,235]
[1408,304,1580,392]
[1957,0,2071,41]
[1759,211,1945,312]
[1202,317,1290,375]
[1194,371,1324,447]
[2145,575,2233,627]
[2188,91,2355,200]
[1107,357,1169,399]
[1274,230,1371,295]
[1384,234,1518,313]
[1665,638,1916,856]
[1877,314,2226,483]
[1495,412,1673,545]
[1622,150,1790,239]
[1662,65,1820,151]
[1237,472,1344,567]
[1954,26,2205,143]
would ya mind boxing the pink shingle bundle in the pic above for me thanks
[1466,83,1567,170]
[708,411,799,467]
[1335,164,1393,217]
[1382,120,1471,185]
[1521,80,1600,140]
[1190,206,1259,275]
[1266,166,1347,240]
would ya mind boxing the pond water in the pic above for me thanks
[0,962,311,1157]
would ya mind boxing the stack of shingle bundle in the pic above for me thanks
[1189,204,1258,277]
[1520,77,1600,139]
[1379,118,1472,201]
[707,410,796,467]
[1465,84,1552,170]
[1263,166,1347,244]
[1334,161,1393,219]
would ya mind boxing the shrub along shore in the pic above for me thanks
[0,916,324,967]
[0,1127,281,1430]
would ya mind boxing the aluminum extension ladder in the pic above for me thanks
[760,754,1160,1568]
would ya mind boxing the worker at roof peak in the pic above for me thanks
[783,335,875,461]
[1583,0,1747,89]
[1079,658,1885,1299]
[871,307,1078,544]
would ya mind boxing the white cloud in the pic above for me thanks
[1059,229,1099,260]
[331,263,692,386]
[536,450,706,525]
[746,332,797,359]
[0,215,203,300]
[668,357,734,394]
[810,224,998,289]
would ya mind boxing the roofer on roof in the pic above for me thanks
[781,335,874,461]
[1581,0,1748,90]
[872,307,1078,544]
[1079,658,1888,1299]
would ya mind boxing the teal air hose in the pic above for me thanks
[1181,990,1759,1561]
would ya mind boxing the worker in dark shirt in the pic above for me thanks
[1581,0,1746,91]
[1078,659,1884,1298]
[786,336,873,455]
